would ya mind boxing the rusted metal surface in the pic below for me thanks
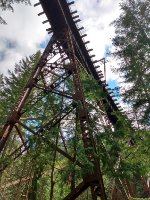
[0,29,108,199]
[0,1,125,199]
[40,0,119,124]
[64,181,89,200]
[0,36,56,152]
[65,30,107,199]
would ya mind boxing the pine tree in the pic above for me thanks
[0,51,41,127]
[112,0,150,126]
[0,50,149,199]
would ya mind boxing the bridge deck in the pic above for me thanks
[40,0,119,124]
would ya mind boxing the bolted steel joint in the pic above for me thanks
[26,79,37,88]
[7,111,21,124]
[72,92,83,101]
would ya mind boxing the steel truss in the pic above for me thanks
[0,1,124,199]
[0,30,110,199]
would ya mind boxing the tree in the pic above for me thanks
[112,0,150,126]
[0,50,149,199]
[111,1,150,197]
[0,0,30,24]
[0,51,41,127]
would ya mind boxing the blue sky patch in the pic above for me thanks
[39,38,49,49]
[5,40,17,49]
[108,79,121,99]
[104,46,111,58]
[108,79,118,89]
[0,51,5,61]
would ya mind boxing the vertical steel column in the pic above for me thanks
[66,30,107,200]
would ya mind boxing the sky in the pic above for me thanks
[0,0,122,87]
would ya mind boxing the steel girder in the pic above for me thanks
[0,1,124,199]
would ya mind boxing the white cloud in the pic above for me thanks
[0,0,50,75]
[0,1,131,118]
[73,0,121,81]
[0,0,121,81]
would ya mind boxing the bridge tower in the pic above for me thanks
[0,1,124,199]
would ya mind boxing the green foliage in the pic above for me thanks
[112,0,150,126]
[0,51,41,127]
[0,46,149,199]
[80,69,105,101]
[111,3,150,196]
